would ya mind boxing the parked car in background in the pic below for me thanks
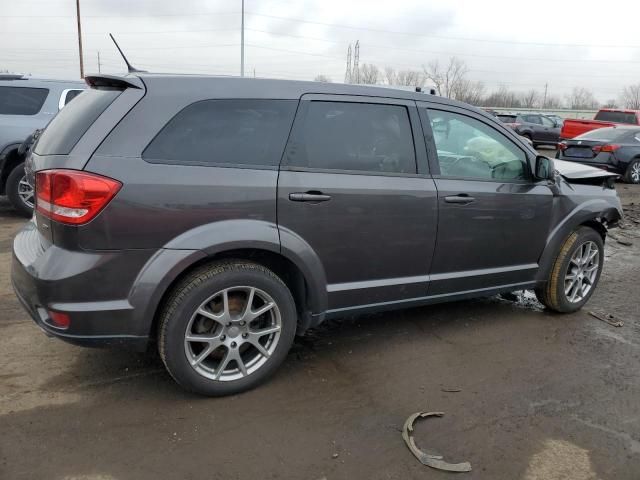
[543,114,564,127]
[497,113,560,147]
[12,74,622,396]
[560,109,640,140]
[0,74,84,216]
[557,126,640,183]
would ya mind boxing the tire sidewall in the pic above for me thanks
[6,163,33,218]
[552,228,604,312]
[161,265,297,396]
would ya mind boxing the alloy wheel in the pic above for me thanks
[183,286,282,381]
[632,162,640,183]
[18,174,34,209]
[564,241,600,303]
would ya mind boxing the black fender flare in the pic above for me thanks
[535,199,622,282]
[129,220,328,336]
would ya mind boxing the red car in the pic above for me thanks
[561,109,640,140]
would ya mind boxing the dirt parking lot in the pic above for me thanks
[1,183,640,480]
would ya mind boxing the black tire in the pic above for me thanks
[158,260,297,396]
[6,162,33,218]
[535,227,604,313]
[623,159,640,184]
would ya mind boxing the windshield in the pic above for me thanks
[576,128,630,142]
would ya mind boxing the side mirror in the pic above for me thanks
[534,155,555,180]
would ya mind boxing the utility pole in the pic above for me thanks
[543,83,548,109]
[75,0,84,78]
[97,51,101,73]
[353,40,360,84]
[240,0,245,77]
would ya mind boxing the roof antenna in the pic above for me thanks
[109,33,146,73]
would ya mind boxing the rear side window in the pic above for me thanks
[284,101,416,174]
[143,99,297,167]
[594,111,637,124]
[0,86,48,115]
[35,88,121,155]
[63,89,83,106]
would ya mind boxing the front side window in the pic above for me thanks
[143,99,297,167]
[541,116,556,127]
[0,86,48,115]
[525,115,542,125]
[427,109,527,181]
[285,101,416,174]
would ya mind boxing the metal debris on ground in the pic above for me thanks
[441,387,462,393]
[589,311,624,327]
[402,411,472,473]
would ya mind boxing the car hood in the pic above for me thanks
[553,158,619,180]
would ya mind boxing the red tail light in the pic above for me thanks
[592,144,620,153]
[558,141,568,151]
[47,310,71,330]
[35,170,122,225]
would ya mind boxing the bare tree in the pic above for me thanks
[602,98,618,108]
[566,87,599,110]
[484,85,522,108]
[544,95,563,109]
[620,84,640,109]
[383,66,397,85]
[395,70,424,87]
[453,79,485,105]
[521,89,540,108]
[423,57,468,99]
[357,64,380,85]
[313,74,332,83]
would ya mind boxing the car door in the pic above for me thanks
[523,114,544,142]
[417,104,554,296]
[278,95,438,311]
[540,115,560,142]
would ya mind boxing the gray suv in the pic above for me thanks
[12,74,622,396]
[0,74,84,216]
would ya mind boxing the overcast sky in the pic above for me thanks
[2,0,640,102]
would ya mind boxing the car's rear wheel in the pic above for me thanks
[158,261,297,396]
[624,159,640,184]
[6,163,34,218]
[536,227,604,313]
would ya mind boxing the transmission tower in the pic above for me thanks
[345,44,352,83]
[353,40,360,84]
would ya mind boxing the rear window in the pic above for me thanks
[594,111,638,124]
[143,99,297,167]
[0,86,48,115]
[35,88,121,155]
[577,128,631,142]
[497,115,517,123]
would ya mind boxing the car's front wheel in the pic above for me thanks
[536,227,604,313]
[6,163,34,218]
[158,261,297,396]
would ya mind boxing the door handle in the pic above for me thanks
[444,194,475,205]
[289,192,332,203]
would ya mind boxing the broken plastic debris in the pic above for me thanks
[589,311,623,327]
[402,411,472,473]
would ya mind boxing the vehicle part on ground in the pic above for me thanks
[589,311,624,327]
[158,261,296,396]
[536,227,604,313]
[402,411,472,472]
[5,164,33,217]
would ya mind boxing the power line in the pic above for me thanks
[0,12,239,18]
[244,12,640,49]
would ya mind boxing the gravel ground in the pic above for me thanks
[1,184,639,480]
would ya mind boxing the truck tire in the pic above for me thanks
[158,260,297,396]
[6,162,34,218]
[535,227,604,313]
